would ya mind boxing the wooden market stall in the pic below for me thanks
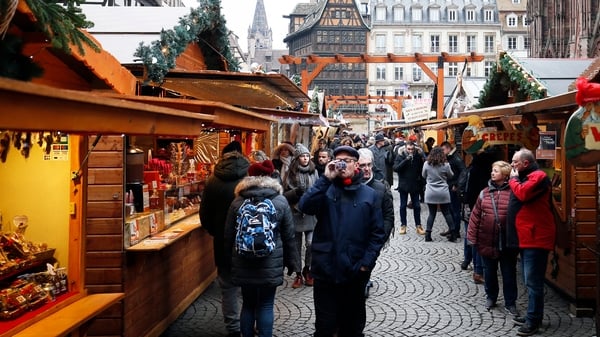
[1,2,311,337]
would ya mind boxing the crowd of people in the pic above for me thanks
[199,130,556,337]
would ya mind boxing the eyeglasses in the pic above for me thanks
[336,158,356,164]
[358,162,373,169]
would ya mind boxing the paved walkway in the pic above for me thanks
[162,190,596,337]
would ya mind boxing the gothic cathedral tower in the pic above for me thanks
[247,0,272,62]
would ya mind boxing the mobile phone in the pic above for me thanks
[335,161,347,171]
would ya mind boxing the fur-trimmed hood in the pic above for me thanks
[272,143,296,159]
[234,175,283,198]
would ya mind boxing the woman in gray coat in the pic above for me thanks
[422,147,457,242]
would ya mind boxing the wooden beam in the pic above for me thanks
[279,53,485,65]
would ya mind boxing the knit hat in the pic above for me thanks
[248,160,275,177]
[333,145,360,160]
[222,141,242,155]
[294,143,310,158]
[375,133,385,142]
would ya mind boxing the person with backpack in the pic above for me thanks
[200,140,248,337]
[298,145,386,337]
[223,160,301,337]
[467,161,519,315]
[283,143,319,289]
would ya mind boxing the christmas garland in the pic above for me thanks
[477,53,547,108]
[134,0,239,84]
[0,0,99,81]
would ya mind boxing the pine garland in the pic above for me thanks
[23,0,99,55]
[477,53,547,108]
[134,0,239,84]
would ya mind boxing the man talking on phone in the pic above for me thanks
[506,148,555,336]
[299,145,385,337]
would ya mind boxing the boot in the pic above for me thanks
[425,231,432,242]
[302,266,314,287]
[292,273,303,288]
[448,231,458,242]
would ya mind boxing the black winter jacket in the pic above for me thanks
[200,151,249,269]
[224,176,301,287]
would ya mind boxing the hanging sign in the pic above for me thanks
[536,131,556,159]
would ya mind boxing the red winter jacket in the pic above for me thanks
[467,180,511,258]
[506,165,556,251]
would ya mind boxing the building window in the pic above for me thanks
[414,91,423,99]
[394,65,404,81]
[484,9,494,22]
[265,55,272,62]
[412,8,422,21]
[376,65,386,80]
[523,15,530,27]
[448,34,458,53]
[512,0,520,3]
[507,14,517,27]
[412,66,422,82]
[524,37,531,49]
[466,65,473,77]
[466,9,475,22]
[412,34,422,53]
[375,34,387,54]
[393,7,404,22]
[430,8,440,22]
[430,34,440,53]
[376,89,386,96]
[484,61,493,77]
[507,36,517,50]
[394,88,405,96]
[393,34,405,54]
[375,7,386,21]
[466,34,476,52]
[448,9,457,22]
[484,35,495,53]
[448,62,458,77]
[430,63,437,73]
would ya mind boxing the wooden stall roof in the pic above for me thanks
[459,91,577,119]
[149,70,311,109]
[99,94,276,132]
[0,78,215,137]
[245,107,327,126]
[13,1,137,94]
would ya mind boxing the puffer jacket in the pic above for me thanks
[467,180,512,258]
[298,175,385,284]
[506,163,556,251]
[223,176,301,287]
[200,151,249,268]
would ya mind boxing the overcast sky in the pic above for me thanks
[219,0,297,52]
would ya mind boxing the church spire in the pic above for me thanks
[248,0,272,52]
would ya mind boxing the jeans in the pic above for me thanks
[313,271,369,337]
[480,250,519,307]
[295,231,314,271]
[425,203,455,233]
[217,270,241,333]
[521,248,550,326]
[449,190,462,231]
[398,190,422,226]
[240,286,277,337]
[463,221,483,274]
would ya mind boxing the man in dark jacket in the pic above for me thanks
[441,141,466,238]
[368,133,388,181]
[299,145,385,337]
[394,141,426,235]
[200,141,249,337]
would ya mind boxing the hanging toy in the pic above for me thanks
[21,132,32,158]
[0,132,10,163]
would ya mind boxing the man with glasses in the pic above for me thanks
[299,145,385,337]
[506,148,556,336]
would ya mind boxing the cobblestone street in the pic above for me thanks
[162,190,596,337]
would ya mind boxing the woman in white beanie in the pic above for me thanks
[283,143,319,288]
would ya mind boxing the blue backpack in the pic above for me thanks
[235,197,277,258]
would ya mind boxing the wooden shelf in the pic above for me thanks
[126,214,201,252]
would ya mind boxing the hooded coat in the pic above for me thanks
[223,176,301,287]
[200,151,249,269]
